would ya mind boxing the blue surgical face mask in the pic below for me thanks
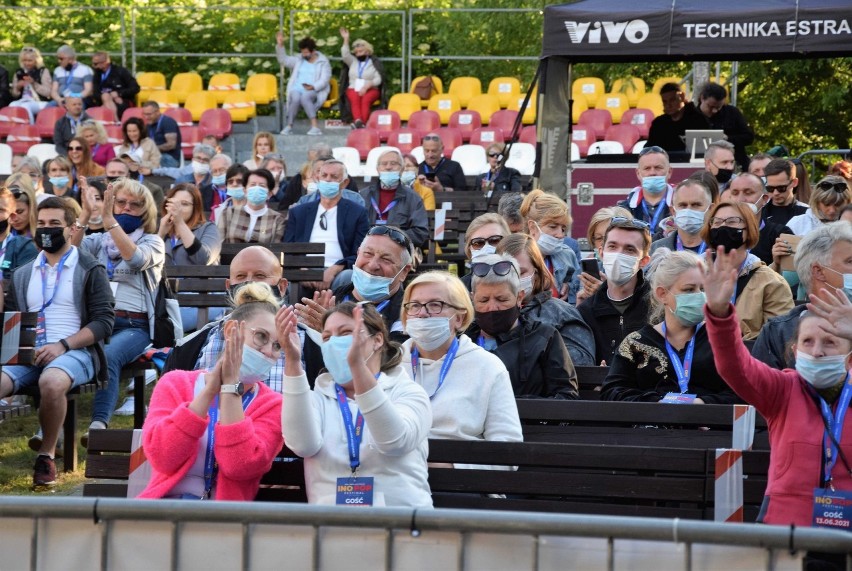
[115,213,143,234]
[211,173,226,186]
[49,176,70,189]
[352,264,403,301]
[795,351,850,390]
[673,209,706,235]
[401,171,417,186]
[379,171,401,188]
[306,181,318,194]
[317,180,341,199]
[822,265,852,302]
[239,344,277,385]
[641,175,668,195]
[669,291,706,326]
[246,185,268,206]
[471,244,496,260]
[226,186,245,200]
[321,335,354,385]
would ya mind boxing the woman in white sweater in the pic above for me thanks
[278,302,432,508]
[339,27,382,128]
[400,272,523,459]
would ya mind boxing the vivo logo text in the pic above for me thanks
[563,20,650,44]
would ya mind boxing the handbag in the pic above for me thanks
[413,76,437,101]
[145,269,183,349]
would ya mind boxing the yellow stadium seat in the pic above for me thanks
[388,93,422,122]
[611,77,646,108]
[599,93,630,123]
[322,78,339,110]
[207,73,242,105]
[170,72,204,104]
[223,91,257,122]
[572,77,605,108]
[508,95,536,125]
[571,96,588,124]
[636,92,664,117]
[487,77,521,109]
[466,93,501,125]
[409,75,443,108]
[136,72,167,106]
[245,73,279,105]
[184,91,219,122]
[448,77,482,108]
[652,76,690,99]
[147,90,180,109]
[427,94,461,125]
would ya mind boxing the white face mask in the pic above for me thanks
[192,160,210,175]
[519,274,534,298]
[602,252,640,286]
[405,317,453,351]
[537,233,563,255]
[471,244,496,260]
[795,350,850,389]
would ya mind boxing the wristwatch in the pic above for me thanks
[220,382,245,396]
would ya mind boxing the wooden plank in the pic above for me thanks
[515,400,744,428]
[431,495,705,519]
[82,483,128,498]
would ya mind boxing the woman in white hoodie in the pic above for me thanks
[278,301,432,507]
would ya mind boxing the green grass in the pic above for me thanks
[0,391,137,496]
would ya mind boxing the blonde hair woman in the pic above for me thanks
[243,132,277,170]
[339,27,383,128]
[520,189,578,302]
[78,120,115,168]
[9,47,52,122]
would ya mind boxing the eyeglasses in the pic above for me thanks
[592,234,605,245]
[468,235,503,249]
[816,180,850,193]
[710,216,745,228]
[367,225,412,252]
[608,216,651,231]
[114,198,145,211]
[67,146,84,151]
[470,261,518,278]
[765,182,792,194]
[403,301,461,316]
[487,152,501,158]
[638,145,665,157]
[422,135,441,142]
[250,328,281,352]
[319,211,328,231]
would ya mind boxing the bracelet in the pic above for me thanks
[59,339,70,352]
[106,222,120,232]
[73,221,88,230]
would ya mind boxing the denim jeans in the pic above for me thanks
[159,154,180,168]
[91,316,151,425]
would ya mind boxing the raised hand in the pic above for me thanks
[275,306,303,363]
[808,288,852,342]
[220,320,245,384]
[347,304,374,367]
[704,246,739,317]
[339,27,350,41]
[294,289,335,332]
[101,185,117,227]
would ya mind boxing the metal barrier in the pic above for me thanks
[0,497,850,570]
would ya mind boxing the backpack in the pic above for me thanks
[413,76,437,101]
[145,270,183,349]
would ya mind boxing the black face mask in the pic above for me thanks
[475,306,520,337]
[355,54,368,62]
[0,218,8,235]
[715,168,734,185]
[64,62,74,72]
[35,227,67,253]
[228,281,282,301]
[708,226,745,253]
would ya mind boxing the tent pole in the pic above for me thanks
[567,61,573,187]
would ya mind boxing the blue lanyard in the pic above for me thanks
[342,294,390,313]
[662,322,701,394]
[356,59,369,78]
[216,186,227,203]
[204,389,257,497]
[170,235,180,249]
[818,375,852,488]
[423,158,443,174]
[39,249,73,311]
[411,337,458,399]
[639,197,665,230]
[106,257,117,280]
[149,115,163,139]
[64,64,76,91]
[675,234,707,254]
[486,170,499,183]
[729,255,749,305]
[334,384,365,473]
[101,66,111,82]
[370,198,397,221]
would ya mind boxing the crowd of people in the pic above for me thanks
[1,43,852,564]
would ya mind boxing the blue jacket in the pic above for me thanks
[284,197,369,269]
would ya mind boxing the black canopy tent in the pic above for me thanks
[533,0,852,198]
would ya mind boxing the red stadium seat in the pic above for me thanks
[164,107,194,127]
[488,110,520,141]
[199,108,233,139]
[0,107,30,138]
[621,108,655,139]
[571,126,593,157]
[120,107,145,124]
[434,127,462,158]
[604,124,641,152]
[520,125,536,145]
[366,110,401,143]
[105,124,123,145]
[578,109,613,141]
[6,125,41,154]
[469,127,505,149]
[86,106,118,125]
[407,110,441,134]
[346,128,381,161]
[387,128,422,155]
[180,125,201,160]
[448,110,481,142]
[35,107,65,139]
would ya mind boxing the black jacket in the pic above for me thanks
[577,271,651,365]
[0,65,11,109]
[474,167,522,194]
[646,102,710,153]
[418,158,467,191]
[706,104,754,169]
[359,184,430,247]
[465,316,578,399]
[752,220,792,266]
[53,112,91,155]
[521,290,596,367]
[92,64,140,101]
[162,320,217,374]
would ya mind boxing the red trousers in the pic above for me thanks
[346,87,381,123]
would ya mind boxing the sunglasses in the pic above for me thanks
[67,146,84,151]
[470,261,518,278]
[469,235,503,249]
[367,225,412,252]
[608,216,650,231]
[487,152,501,158]
[114,198,145,210]
[765,182,791,194]
[638,145,665,157]
[319,211,328,231]
[816,180,849,193]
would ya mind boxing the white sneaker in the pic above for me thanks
[307,127,323,136]
[114,397,135,416]
[281,126,293,135]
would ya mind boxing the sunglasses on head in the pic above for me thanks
[422,135,441,142]
[367,225,412,252]
[816,180,849,193]
[469,235,503,249]
[608,216,650,231]
[470,261,518,278]
[638,145,665,157]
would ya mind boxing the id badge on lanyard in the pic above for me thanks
[811,377,852,528]
[334,383,375,506]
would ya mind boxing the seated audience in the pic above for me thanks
[242,131,277,171]
[617,146,674,238]
[402,154,435,211]
[787,176,851,236]
[602,249,736,403]
[88,51,139,119]
[217,169,287,245]
[44,156,78,202]
[460,213,510,289]
[418,133,466,192]
[703,140,736,191]
[212,163,249,222]
[146,143,215,186]
[497,191,526,232]
[9,46,52,122]
[279,302,433,507]
[498,233,596,366]
[475,143,522,195]
[141,101,181,168]
[50,45,93,106]
[726,173,792,265]
[520,189,578,302]
[0,186,38,280]
[11,158,44,194]
[66,135,105,196]
[53,95,90,156]
[276,34,331,136]
[762,159,809,227]
[106,158,164,212]
[701,201,793,339]
[78,120,115,168]
[578,216,652,365]
[139,284,283,501]
[199,153,233,214]
[339,28,383,128]
[466,254,578,399]
[576,206,633,305]
[399,271,522,452]
[117,117,161,170]
[650,178,711,255]
[159,183,221,267]
[9,182,37,238]
[259,153,287,204]
[293,157,364,208]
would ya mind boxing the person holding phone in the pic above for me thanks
[276,34,331,137]
[417,133,466,192]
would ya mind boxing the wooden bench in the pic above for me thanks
[82,430,768,521]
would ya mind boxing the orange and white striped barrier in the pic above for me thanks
[714,448,743,522]
[127,429,152,498]
[434,209,446,241]
[1,312,22,365]
[731,404,756,450]
[209,83,240,91]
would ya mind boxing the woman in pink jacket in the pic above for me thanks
[138,283,284,501]
[704,242,852,569]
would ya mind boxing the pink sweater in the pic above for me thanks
[705,305,852,526]
[138,370,284,501]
